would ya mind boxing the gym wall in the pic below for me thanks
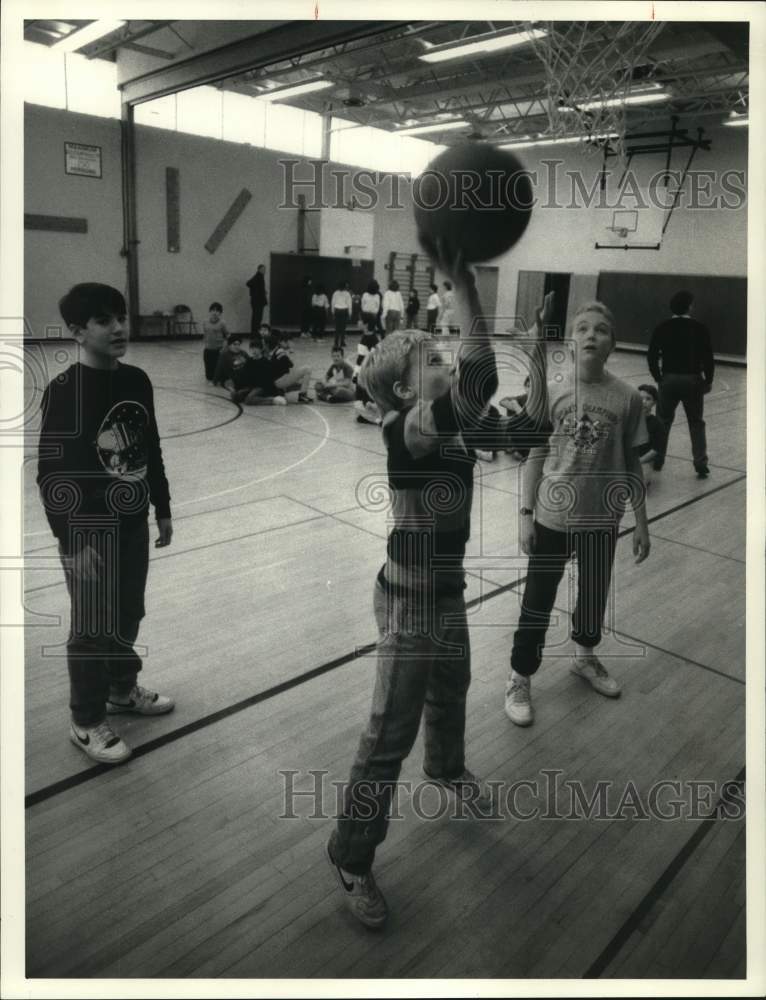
[495,130,748,340]
[23,104,422,339]
[25,104,748,347]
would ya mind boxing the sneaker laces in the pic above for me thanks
[509,677,530,703]
[133,684,159,703]
[359,871,381,901]
[580,656,608,677]
[91,719,120,747]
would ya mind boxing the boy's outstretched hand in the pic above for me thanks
[535,291,556,335]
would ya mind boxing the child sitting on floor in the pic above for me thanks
[315,347,356,403]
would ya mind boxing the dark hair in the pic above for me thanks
[443,280,452,291]
[228,333,243,345]
[638,383,658,402]
[316,283,326,294]
[259,321,271,331]
[249,336,264,351]
[389,280,399,292]
[59,283,126,328]
[258,263,265,271]
[209,302,223,312]
[332,345,344,355]
[366,280,378,295]
[430,283,438,293]
[268,329,288,351]
[670,290,693,314]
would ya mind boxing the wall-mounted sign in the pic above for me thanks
[64,142,102,178]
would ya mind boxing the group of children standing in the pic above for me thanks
[39,264,709,934]
[301,277,452,347]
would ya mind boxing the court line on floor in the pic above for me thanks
[24,492,290,555]
[647,531,745,565]
[23,513,328,596]
[582,766,746,978]
[543,604,744,686]
[154,386,243,440]
[234,403,388,460]
[21,391,333,540]
[174,403,332,508]
[25,473,746,808]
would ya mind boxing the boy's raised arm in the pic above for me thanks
[430,237,498,424]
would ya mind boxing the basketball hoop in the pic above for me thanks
[528,22,666,162]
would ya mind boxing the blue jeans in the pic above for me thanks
[331,575,471,873]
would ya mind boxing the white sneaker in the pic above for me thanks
[70,720,132,765]
[570,656,621,697]
[422,767,495,812]
[504,672,534,726]
[326,840,388,929]
[106,684,175,716]
[272,395,287,406]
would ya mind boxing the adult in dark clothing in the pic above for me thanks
[405,289,420,328]
[300,276,313,338]
[647,290,714,477]
[246,264,268,333]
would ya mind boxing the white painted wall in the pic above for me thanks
[25,105,748,340]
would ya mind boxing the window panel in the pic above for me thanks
[24,42,66,110]
[65,52,120,118]
[134,94,177,131]
[222,90,266,146]
[176,86,223,140]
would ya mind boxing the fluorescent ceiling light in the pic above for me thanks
[397,120,467,136]
[501,133,616,149]
[723,114,748,127]
[563,91,669,112]
[53,19,126,52]
[419,27,547,63]
[255,79,333,101]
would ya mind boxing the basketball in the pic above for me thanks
[412,143,534,263]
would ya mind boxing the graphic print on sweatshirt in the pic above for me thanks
[558,403,618,455]
[95,400,149,478]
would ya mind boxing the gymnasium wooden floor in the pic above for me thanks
[22,335,747,980]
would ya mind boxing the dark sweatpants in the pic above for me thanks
[60,518,150,726]
[203,348,220,381]
[656,373,708,467]
[510,521,618,677]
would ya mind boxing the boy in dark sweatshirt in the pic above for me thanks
[37,283,174,765]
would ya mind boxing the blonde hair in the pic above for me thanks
[570,300,616,342]
[358,329,429,413]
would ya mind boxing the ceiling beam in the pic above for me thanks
[120,20,410,105]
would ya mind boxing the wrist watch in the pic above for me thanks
[520,507,534,516]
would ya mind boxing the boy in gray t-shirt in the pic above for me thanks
[505,301,651,728]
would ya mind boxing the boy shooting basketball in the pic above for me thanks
[326,241,551,928]
[505,301,651,728]
[37,284,174,765]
